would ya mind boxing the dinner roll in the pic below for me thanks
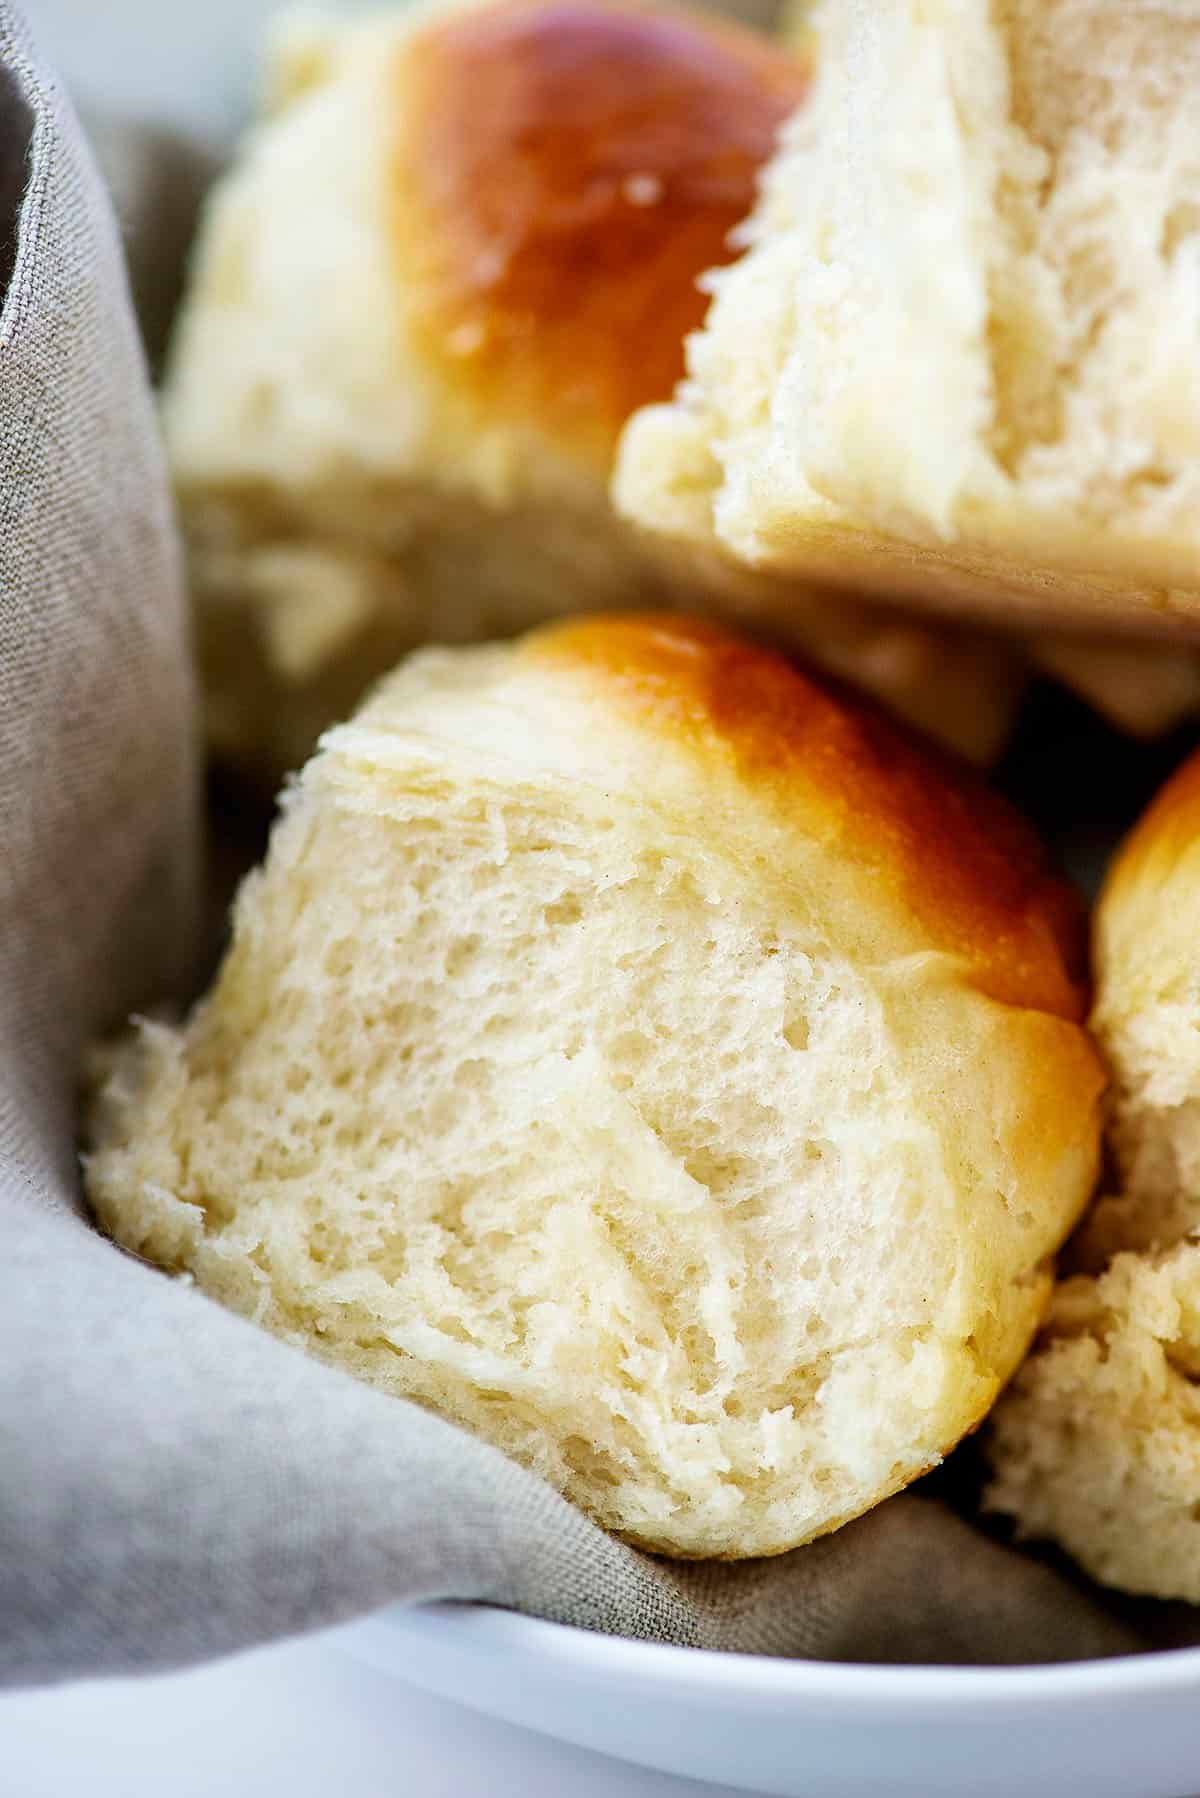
[616,0,1200,635]
[988,1244,1200,1603]
[163,0,1020,779]
[987,746,1200,1597]
[86,615,1102,1559]
[1076,746,1200,1265]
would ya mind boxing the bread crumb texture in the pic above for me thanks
[87,618,1101,1558]
[617,0,1200,620]
[988,744,1200,1597]
[988,1244,1200,1601]
[1081,746,1200,1264]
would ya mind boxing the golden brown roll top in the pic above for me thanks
[396,0,807,468]
[1097,743,1200,932]
[532,615,1089,1020]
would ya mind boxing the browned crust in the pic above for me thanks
[393,0,807,469]
[527,613,1092,1021]
[1099,742,1200,920]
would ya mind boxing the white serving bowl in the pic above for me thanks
[344,1605,1200,1797]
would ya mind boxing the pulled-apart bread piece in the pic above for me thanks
[778,0,1200,741]
[781,0,1200,741]
[784,7,1200,737]
[163,0,1021,779]
[617,0,1200,635]
[87,616,1101,1559]
[988,744,1200,1598]
[988,1244,1200,1604]
[1080,746,1200,1266]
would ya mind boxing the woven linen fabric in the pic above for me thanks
[0,0,1171,1689]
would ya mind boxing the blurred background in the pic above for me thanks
[32,0,778,144]
[32,0,373,145]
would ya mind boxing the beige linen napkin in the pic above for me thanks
[0,0,1177,1687]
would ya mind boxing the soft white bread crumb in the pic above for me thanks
[1076,746,1200,1264]
[988,746,1200,1599]
[987,1243,1200,1601]
[85,615,1101,1559]
[162,0,1021,779]
[616,0,1200,632]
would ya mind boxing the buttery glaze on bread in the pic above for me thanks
[87,615,1102,1560]
[617,0,1200,635]
[987,744,1200,1599]
[396,0,802,468]
[163,0,1021,779]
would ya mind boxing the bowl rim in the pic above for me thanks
[380,1600,1200,1709]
